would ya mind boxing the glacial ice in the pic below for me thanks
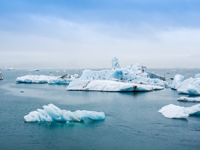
[16,74,78,84]
[112,57,120,68]
[79,63,168,87]
[171,74,184,89]
[171,74,200,95]
[158,104,200,119]
[177,96,200,102]
[66,80,164,92]
[24,104,105,122]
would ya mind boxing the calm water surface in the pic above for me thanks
[0,69,200,150]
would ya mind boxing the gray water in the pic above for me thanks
[0,68,200,150]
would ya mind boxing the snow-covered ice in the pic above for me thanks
[16,74,78,84]
[158,104,200,119]
[177,96,200,102]
[171,74,200,95]
[79,59,168,87]
[24,104,105,122]
[67,80,164,92]
[16,75,57,83]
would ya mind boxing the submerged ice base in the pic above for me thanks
[24,104,105,122]
[66,80,164,92]
[159,104,200,119]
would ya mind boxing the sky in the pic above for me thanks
[0,0,200,69]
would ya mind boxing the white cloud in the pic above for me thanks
[1,15,200,68]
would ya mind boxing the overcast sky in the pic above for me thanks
[0,0,200,69]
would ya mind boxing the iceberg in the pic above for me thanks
[79,58,168,88]
[16,74,78,84]
[66,80,164,92]
[16,75,57,83]
[177,96,200,102]
[29,69,40,71]
[171,74,200,95]
[24,104,105,122]
[112,57,120,68]
[171,74,184,89]
[158,104,200,119]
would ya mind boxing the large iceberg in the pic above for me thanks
[67,80,164,92]
[159,104,200,119]
[79,58,168,88]
[24,104,105,122]
[171,74,200,95]
[16,74,78,84]
[178,96,200,102]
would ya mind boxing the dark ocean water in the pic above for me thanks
[0,68,200,150]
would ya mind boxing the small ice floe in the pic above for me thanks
[67,80,164,92]
[16,75,57,83]
[16,74,79,84]
[171,74,200,95]
[24,104,105,122]
[178,97,200,102]
[158,104,200,119]
[29,69,40,71]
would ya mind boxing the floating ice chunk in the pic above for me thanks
[24,104,105,122]
[112,57,120,68]
[178,96,200,102]
[158,104,188,119]
[159,104,200,119]
[171,74,200,95]
[16,75,57,83]
[67,80,164,92]
[16,75,78,84]
[171,74,184,89]
[29,69,40,71]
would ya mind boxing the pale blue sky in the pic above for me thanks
[0,0,200,68]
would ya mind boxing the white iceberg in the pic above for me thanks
[171,74,200,95]
[171,74,184,89]
[29,69,40,71]
[79,60,168,87]
[16,75,57,83]
[16,74,78,84]
[177,96,200,102]
[158,104,200,119]
[66,80,164,92]
[24,104,105,122]
[112,57,120,68]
